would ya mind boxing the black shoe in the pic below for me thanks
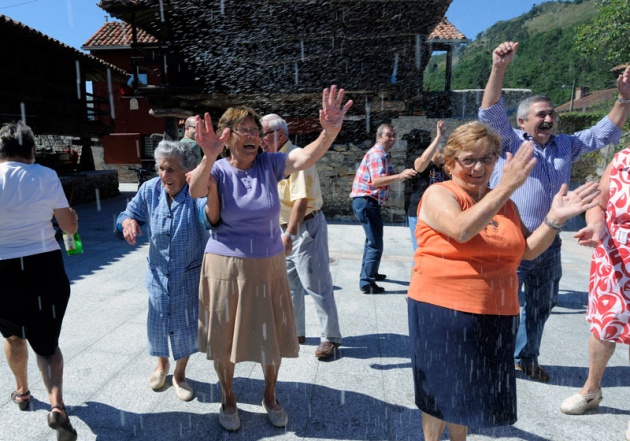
[47,404,78,441]
[361,284,385,294]
[375,274,387,281]
[515,362,550,383]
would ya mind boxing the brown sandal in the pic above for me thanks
[10,390,30,411]
[47,404,78,441]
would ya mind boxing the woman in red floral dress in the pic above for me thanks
[561,148,630,431]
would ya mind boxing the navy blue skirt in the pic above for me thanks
[408,298,518,428]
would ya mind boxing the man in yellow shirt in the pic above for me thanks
[260,113,342,359]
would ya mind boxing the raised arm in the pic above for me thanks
[188,113,230,198]
[481,41,519,110]
[607,67,630,129]
[204,174,220,226]
[414,120,445,173]
[284,86,353,175]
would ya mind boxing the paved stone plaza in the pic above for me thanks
[1,186,629,441]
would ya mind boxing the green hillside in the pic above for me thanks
[424,0,616,106]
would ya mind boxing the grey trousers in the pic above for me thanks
[285,212,342,344]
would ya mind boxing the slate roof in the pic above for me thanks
[0,15,125,76]
[83,16,465,48]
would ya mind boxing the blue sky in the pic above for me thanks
[0,0,547,50]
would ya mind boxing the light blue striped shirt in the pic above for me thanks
[480,98,622,232]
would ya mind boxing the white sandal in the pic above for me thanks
[560,389,602,415]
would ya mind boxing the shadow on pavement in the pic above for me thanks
[62,191,149,283]
[71,378,416,441]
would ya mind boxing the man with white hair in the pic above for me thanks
[260,113,342,359]
[479,41,630,383]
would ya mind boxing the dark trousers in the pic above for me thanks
[352,197,383,289]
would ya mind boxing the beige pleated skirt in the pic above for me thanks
[198,253,299,365]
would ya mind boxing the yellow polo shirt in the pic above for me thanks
[278,141,324,225]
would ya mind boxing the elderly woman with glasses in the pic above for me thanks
[188,86,352,431]
[407,121,600,441]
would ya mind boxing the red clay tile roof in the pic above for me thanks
[82,21,158,48]
[556,88,617,113]
[427,17,467,41]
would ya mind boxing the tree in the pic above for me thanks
[575,0,630,66]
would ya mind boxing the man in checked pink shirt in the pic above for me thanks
[350,124,417,294]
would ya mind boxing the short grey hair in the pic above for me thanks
[153,140,199,172]
[517,95,554,121]
[260,113,289,137]
[0,121,35,160]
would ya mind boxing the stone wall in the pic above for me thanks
[317,115,474,223]
[59,170,119,206]
[317,89,535,223]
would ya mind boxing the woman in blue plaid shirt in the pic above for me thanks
[116,141,210,402]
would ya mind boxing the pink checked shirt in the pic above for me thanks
[349,144,395,205]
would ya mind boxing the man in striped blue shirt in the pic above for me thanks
[479,41,630,382]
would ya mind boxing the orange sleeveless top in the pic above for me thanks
[408,181,524,315]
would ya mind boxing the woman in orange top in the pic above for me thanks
[407,121,599,441]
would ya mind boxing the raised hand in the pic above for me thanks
[195,113,230,159]
[548,181,600,226]
[493,41,519,71]
[497,140,537,193]
[319,85,354,132]
[617,66,630,99]
[436,120,445,139]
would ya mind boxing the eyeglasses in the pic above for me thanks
[261,129,279,137]
[232,127,260,137]
[455,155,496,168]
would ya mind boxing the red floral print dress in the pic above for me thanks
[587,149,630,343]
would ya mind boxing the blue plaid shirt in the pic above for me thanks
[117,178,209,359]
[480,98,622,232]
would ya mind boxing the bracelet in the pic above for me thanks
[543,217,565,231]
[617,97,630,104]
[282,231,297,241]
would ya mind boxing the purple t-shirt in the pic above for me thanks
[205,152,287,258]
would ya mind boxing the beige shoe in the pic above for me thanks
[219,405,240,431]
[173,380,194,401]
[625,420,630,441]
[560,389,602,415]
[149,362,169,390]
[262,399,288,427]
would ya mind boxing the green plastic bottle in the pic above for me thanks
[63,231,84,255]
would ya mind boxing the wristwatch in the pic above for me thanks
[617,97,630,104]
[282,231,297,241]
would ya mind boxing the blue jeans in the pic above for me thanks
[514,236,562,365]
[352,197,383,290]
[408,216,418,252]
